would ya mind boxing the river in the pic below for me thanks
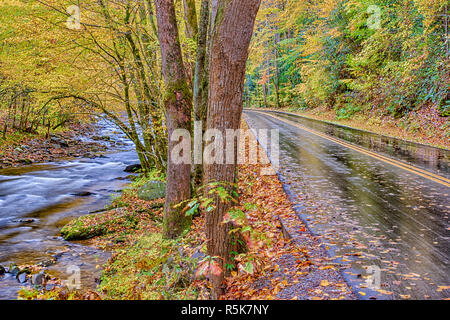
[0,120,139,299]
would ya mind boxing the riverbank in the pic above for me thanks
[0,121,108,169]
[14,120,354,300]
[248,106,449,150]
[0,118,141,300]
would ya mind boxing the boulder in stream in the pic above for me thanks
[12,218,35,224]
[72,191,93,197]
[137,181,166,201]
[8,263,19,276]
[124,164,142,173]
[17,272,27,284]
[0,265,5,275]
[92,135,111,142]
[31,271,46,287]
[60,209,139,240]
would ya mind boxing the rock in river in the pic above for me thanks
[137,181,166,201]
[92,135,111,141]
[12,218,35,224]
[60,209,139,240]
[17,272,27,283]
[124,164,142,173]
[31,272,46,287]
[8,264,19,276]
[0,265,5,275]
[72,191,93,197]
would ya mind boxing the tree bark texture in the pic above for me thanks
[193,0,210,189]
[204,0,261,298]
[154,0,192,239]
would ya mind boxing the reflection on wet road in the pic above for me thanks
[244,110,449,300]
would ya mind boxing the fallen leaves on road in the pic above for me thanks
[221,121,354,300]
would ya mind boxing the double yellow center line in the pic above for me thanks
[256,111,450,188]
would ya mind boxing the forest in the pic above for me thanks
[0,0,449,302]
[248,0,449,116]
[245,0,449,147]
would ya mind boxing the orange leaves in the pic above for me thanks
[257,73,270,85]
[271,278,290,296]
[221,121,355,300]
[437,286,450,292]
[320,280,331,287]
[318,265,335,271]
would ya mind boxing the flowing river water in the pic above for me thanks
[0,120,139,299]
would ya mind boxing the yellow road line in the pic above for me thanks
[255,111,450,188]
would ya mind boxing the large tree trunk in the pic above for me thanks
[204,0,261,298]
[154,0,192,239]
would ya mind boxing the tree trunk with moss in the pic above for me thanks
[183,0,198,40]
[154,0,192,239]
[204,0,261,298]
[182,0,198,83]
[193,0,210,189]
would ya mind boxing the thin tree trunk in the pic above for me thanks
[154,0,193,239]
[209,0,219,37]
[204,0,261,298]
[2,102,10,139]
[193,0,210,189]
[182,0,198,40]
[146,0,159,37]
[256,83,261,107]
[12,96,17,129]
[273,32,280,108]
[182,0,198,84]
[262,82,268,108]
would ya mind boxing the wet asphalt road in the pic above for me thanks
[244,110,449,300]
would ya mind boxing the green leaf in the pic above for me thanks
[242,262,254,274]
[186,203,200,216]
